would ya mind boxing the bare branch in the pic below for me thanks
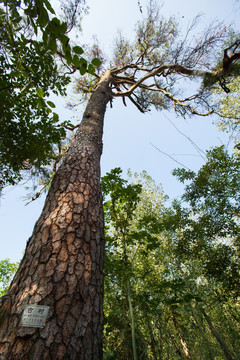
[150,143,191,170]
[127,95,146,113]
[163,113,206,160]
[112,63,211,97]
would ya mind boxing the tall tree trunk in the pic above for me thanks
[201,308,235,360]
[168,333,184,359]
[122,239,138,360]
[0,70,112,359]
[147,321,158,360]
[156,321,164,358]
[126,280,138,360]
[171,312,192,359]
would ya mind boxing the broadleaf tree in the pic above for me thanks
[0,0,89,189]
[0,1,240,359]
[102,168,240,359]
[172,145,240,299]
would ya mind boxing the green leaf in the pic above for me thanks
[60,22,68,34]
[27,66,35,74]
[80,66,87,75]
[65,52,72,65]
[47,101,56,108]
[73,46,84,55]
[37,8,49,27]
[88,64,95,75]
[37,99,43,110]
[50,17,60,28]
[43,0,55,14]
[36,87,44,98]
[59,34,69,46]
[73,54,80,68]
[91,58,101,67]
[79,58,88,75]
[48,36,57,54]
[79,58,87,67]
[42,29,49,46]
[24,6,38,18]
[52,112,59,122]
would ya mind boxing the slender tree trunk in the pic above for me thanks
[147,321,158,360]
[171,312,192,359]
[0,70,112,359]
[201,308,235,360]
[168,333,184,359]
[122,240,138,360]
[126,280,138,360]
[156,322,164,358]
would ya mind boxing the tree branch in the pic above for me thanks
[112,63,212,97]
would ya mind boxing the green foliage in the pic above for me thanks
[102,167,142,232]
[0,39,70,188]
[172,146,240,297]
[0,0,70,187]
[102,167,240,359]
[212,77,240,139]
[0,0,100,188]
[0,259,19,296]
[175,146,240,236]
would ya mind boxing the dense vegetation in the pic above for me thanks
[102,157,240,359]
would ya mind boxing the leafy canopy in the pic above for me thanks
[102,167,240,359]
[172,145,240,298]
[0,0,97,189]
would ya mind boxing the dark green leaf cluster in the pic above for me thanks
[0,37,70,188]
[0,0,89,187]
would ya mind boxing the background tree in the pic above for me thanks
[102,168,240,360]
[0,260,19,297]
[172,145,240,298]
[0,1,240,358]
[102,168,142,360]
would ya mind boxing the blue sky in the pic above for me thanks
[0,0,239,262]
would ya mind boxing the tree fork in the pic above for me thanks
[0,70,112,360]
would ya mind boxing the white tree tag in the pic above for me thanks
[21,305,50,328]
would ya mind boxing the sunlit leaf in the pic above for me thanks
[36,87,44,98]
[47,101,56,108]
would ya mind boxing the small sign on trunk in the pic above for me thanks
[21,304,50,328]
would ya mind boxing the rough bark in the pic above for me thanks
[0,70,112,359]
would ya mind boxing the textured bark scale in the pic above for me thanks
[0,71,112,359]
